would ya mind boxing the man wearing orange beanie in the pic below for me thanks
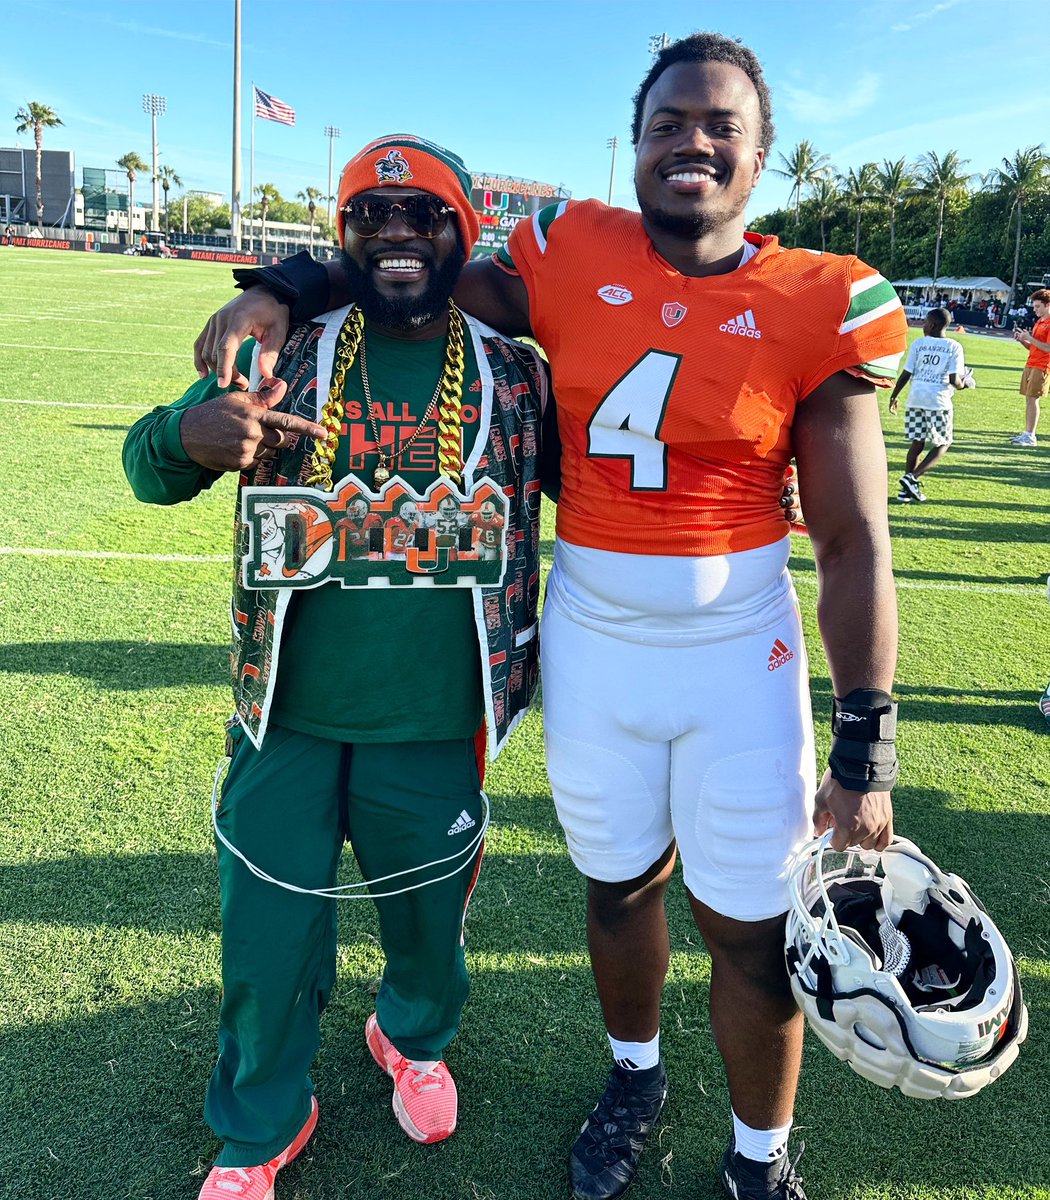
[124,134,550,1198]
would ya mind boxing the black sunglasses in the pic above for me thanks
[341,193,454,239]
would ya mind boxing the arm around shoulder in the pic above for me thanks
[454,258,532,338]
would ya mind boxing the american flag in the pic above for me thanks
[254,86,295,126]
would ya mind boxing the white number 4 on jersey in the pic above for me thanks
[586,350,680,491]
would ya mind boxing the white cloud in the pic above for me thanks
[892,0,967,34]
[828,95,1040,163]
[781,72,880,125]
[107,19,229,49]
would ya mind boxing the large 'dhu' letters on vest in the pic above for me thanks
[241,473,510,590]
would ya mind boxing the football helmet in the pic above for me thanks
[785,833,1027,1099]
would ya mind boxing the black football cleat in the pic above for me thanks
[569,1062,667,1200]
[720,1140,808,1199]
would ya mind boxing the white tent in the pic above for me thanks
[891,276,1012,296]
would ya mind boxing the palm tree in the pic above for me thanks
[297,186,323,251]
[158,165,183,238]
[914,150,971,283]
[808,175,839,253]
[256,183,280,253]
[989,146,1050,308]
[875,157,915,275]
[14,102,63,229]
[116,152,149,239]
[839,162,879,256]
[772,140,830,245]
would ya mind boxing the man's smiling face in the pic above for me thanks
[341,187,464,334]
[633,60,765,244]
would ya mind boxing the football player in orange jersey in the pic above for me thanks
[194,33,905,1200]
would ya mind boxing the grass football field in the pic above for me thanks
[0,249,1047,1200]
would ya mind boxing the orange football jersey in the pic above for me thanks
[501,200,906,556]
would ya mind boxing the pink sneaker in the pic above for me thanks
[365,1013,457,1144]
[197,1096,318,1200]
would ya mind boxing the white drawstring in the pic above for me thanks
[210,755,489,899]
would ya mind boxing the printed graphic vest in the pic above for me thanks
[229,306,547,756]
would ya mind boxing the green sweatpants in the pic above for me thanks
[204,723,485,1167]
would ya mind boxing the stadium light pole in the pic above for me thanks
[324,126,341,226]
[231,0,242,250]
[606,137,618,206]
[648,32,669,57]
[142,93,166,232]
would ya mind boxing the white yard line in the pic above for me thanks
[0,398,146,410]
[0,313,201,331]
[0,546,226,563]
[0,342,185,358]
[0,545,1040,591]
[793,574,1041,597]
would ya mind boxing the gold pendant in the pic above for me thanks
[373,462,391,487]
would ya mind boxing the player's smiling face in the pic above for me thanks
[634,60,764,248]
[1032,298,1048,319]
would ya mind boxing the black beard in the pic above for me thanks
[637,187,752,241]
[638,198,720,239]
[340,241,467,331]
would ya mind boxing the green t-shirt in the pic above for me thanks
[269,324,484,742]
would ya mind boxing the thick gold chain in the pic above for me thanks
[305,307,365,489]
[305,303,465,491]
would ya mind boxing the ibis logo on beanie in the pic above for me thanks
[338,134,481,254]
[375,150,412,185]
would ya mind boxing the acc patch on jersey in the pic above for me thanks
[241,473,509,590]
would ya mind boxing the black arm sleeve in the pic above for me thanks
[232,251,330,323]
[539,390,561,505]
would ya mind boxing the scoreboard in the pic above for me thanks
[469,173,570,260]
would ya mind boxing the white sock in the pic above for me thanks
[608,1032,660,1071]
[731,1111,791,1163]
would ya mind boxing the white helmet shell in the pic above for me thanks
[785,834,1027,1100]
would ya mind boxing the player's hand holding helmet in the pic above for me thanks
[785,833,1027,1099]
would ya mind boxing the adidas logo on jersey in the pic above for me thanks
[719,309,762,338]
[447,809,476,836]
[768,638,794,671]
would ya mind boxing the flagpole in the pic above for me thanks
[248,80,255,252]
[231,0,242,250]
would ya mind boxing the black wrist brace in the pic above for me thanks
[232,251,329,324]
[828,687,899,792]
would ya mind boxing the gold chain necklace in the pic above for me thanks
[305,302,466,491]
[360,337,442,487]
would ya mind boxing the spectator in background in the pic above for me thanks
[889,308,974,501]
[1010,289,1050,447]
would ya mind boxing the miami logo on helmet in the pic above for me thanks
[375,150,413,184]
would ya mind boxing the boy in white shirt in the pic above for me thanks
[888,307,974,501]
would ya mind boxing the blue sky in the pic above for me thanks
[2,0,1040,219]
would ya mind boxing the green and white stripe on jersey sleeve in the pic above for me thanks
[840,272,904,381]
[840,272,900,335]
[852,352,902,383]
[495,201,569,270]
